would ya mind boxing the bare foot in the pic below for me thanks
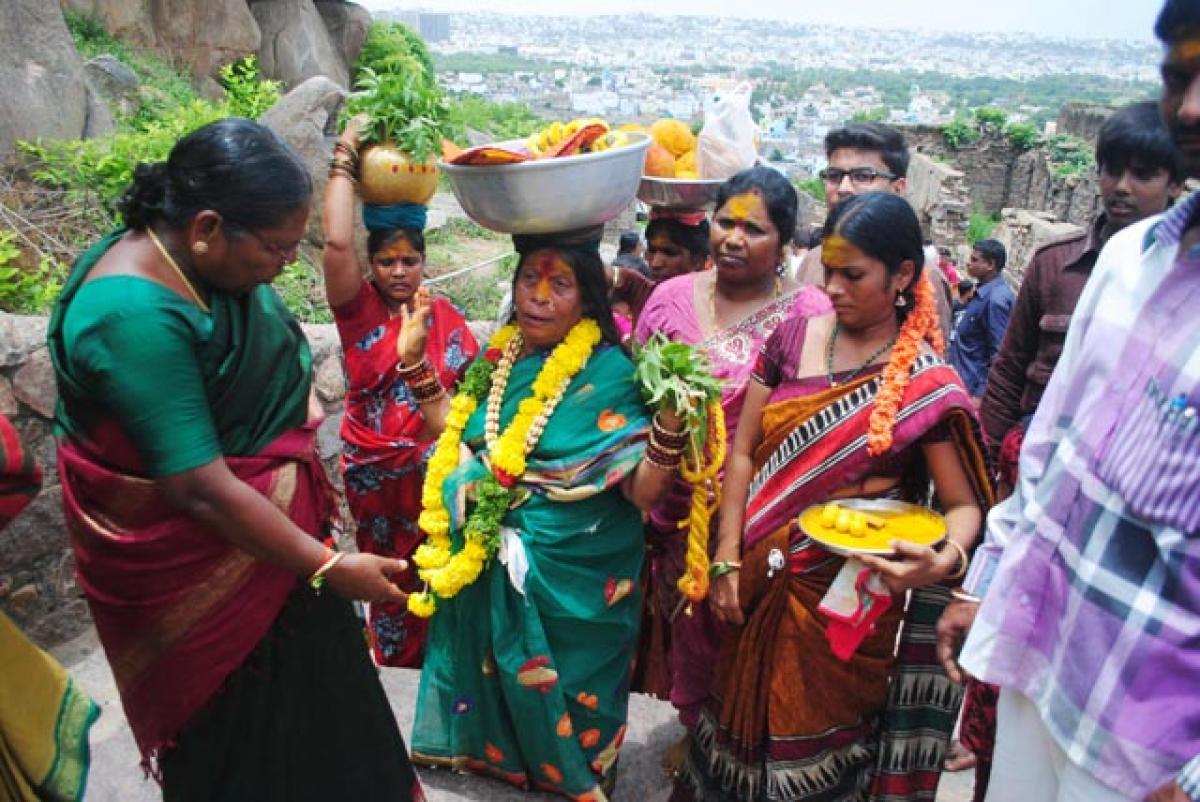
[944,740,978,772]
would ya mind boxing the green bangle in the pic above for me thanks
[708,560,741,579]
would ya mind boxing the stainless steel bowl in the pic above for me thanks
[637,176,725,210]
[439,132,651,235]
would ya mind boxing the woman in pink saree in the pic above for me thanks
[632,167,830,762]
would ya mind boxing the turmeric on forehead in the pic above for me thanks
[1170,38,1200,61]
[822,233,855,268]
[726,192,764,221]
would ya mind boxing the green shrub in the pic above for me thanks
[1004,121,1040,150]
[219,56,281,120]
[0,232,67,314]
[973,106,1009,130]
[1045,134,1094,177]
[274,258,332,324]
[445,95,542,142]
[967,212,1000,245]
[942,114,979,148]
[437,253,518,321]
[849,107,888,123]
[795,176,825,202]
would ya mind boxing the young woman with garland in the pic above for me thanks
[678,192,994,802]
[393,229,689,802]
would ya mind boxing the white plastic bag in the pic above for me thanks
[697,83,759,180]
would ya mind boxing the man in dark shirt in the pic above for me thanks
[611,230,649,276]
[979,101,1184,459]
[949,238,1013,402]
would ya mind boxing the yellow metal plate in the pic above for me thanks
[798,499,947,556]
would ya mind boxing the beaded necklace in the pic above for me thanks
[825,322,896,387]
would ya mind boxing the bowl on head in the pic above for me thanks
[440,132,651,235]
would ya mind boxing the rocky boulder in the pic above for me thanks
[315,1,371,79]
[61,0,260,84]
[994,208,1083,286]
[261,76,347,246]
[84,54,140,119]
[1,2,93,153]
[251,0,349,90]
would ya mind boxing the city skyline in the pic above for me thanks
[354,0,1162,43]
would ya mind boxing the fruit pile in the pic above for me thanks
[525,116,698,178]
[632,119,698,179]
[818,503,885,538]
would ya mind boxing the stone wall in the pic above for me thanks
[906,152,970,251]
[0,312,347,648]
[992,209,1083,286]
[1056,103,1114,141]
[895,123,1101,244]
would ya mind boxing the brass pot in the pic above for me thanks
[358,143,439,205]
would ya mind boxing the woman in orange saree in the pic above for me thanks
[676,193,993,802]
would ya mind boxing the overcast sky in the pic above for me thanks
[354,0,1163,42]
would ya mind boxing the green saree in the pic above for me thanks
[412,343,650,802]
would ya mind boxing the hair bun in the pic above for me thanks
[116,162,168,230]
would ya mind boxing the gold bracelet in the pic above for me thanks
[307,549,345,593]
[943,540,969,582]
[951,588,982,604]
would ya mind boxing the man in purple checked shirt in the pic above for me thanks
[936,2,1200,800]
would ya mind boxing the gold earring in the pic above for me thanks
[192,241,208,255]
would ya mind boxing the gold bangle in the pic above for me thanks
[951,588,982,604]
[943,540,969,582]
[307,549,345,593]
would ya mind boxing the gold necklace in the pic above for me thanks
[146,228,211,313]
[708,270,783,334]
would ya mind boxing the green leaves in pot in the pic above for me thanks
[342,62,449,164]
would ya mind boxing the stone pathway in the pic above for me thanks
[55,628,973,801]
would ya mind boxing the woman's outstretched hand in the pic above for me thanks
[325,553,408,604]
[396,287,433,367]
[859,538,957,595]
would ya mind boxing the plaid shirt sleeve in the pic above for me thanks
[1181,755,1200,800]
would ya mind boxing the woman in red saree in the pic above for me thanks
[676,192,993,801]
[323,118,478,666]
[49,119,421,802]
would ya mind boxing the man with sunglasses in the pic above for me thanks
[795,122,955,340]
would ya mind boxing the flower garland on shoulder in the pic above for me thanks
[866,271,941,456]
[407,319,602,618]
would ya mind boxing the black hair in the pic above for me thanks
[368,228,426,261]
[618,230,640,254]
[1156,0,1200,42]
[644,217,710,263]
[511,238,622,347]
[823,192,925,311]
[714,166,798,251]
[1096,100,1185,184]
[972,238,1007,271]
[806,227,825,249]
[117,117,312,233]
[824,123,910,178]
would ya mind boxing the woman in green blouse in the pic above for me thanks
[48,118,422,801]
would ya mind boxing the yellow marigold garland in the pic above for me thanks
[407,319,601,617]
[867,271,941,456]
[676,400,727,604]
